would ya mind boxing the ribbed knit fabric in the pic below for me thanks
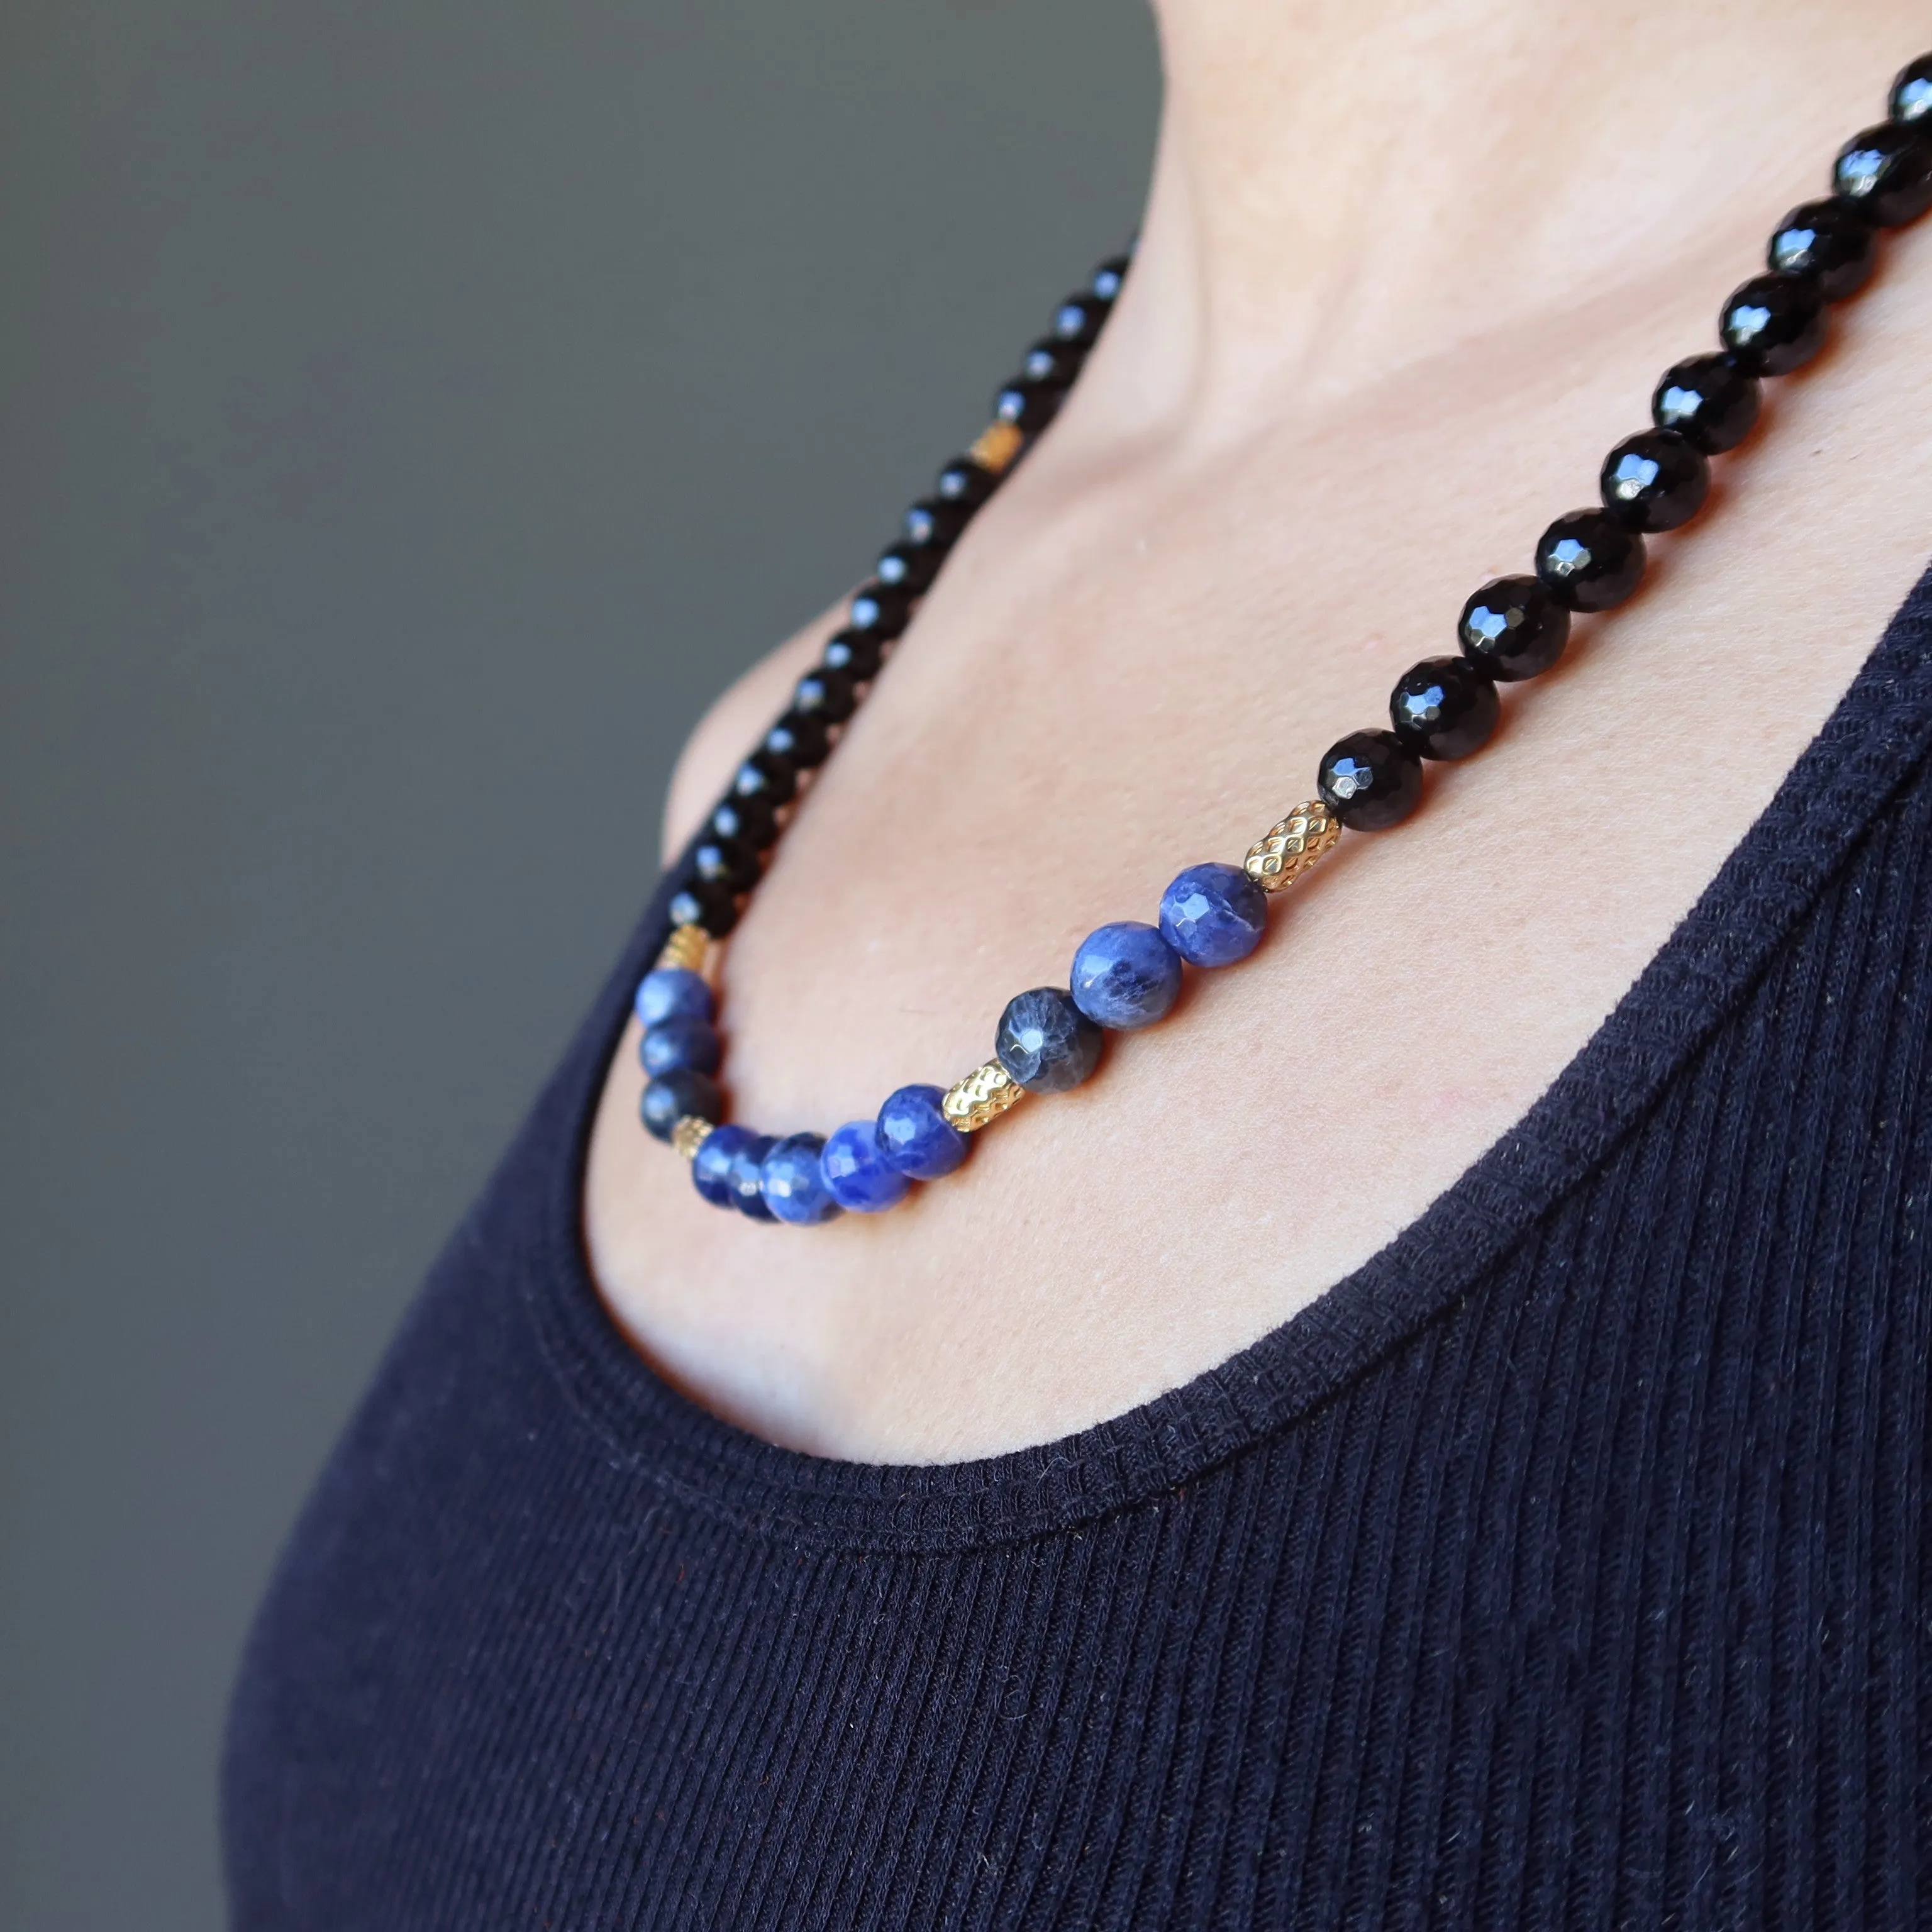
[224,567,1932,1929]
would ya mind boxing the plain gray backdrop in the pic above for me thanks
[0,2,1159,1921]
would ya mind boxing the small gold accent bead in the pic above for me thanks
[967,419,1025,475]
[941,1059,1026,1132]
[657,923,709,974]
[670,1115,714,1161]
[1243,801,1341,892]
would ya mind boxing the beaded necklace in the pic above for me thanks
[633,53,1932,1228]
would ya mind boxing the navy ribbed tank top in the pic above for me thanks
[223,567,1932,1929]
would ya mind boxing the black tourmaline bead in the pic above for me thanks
[764,712,829,769]
[1458,575,1570,681]
[1318,730,1424,831]
[1536,509,1646,613]
[711,794,778,852]
[640,1067,723,1143]
[693,835,760,895]
[1892,54,1932,125]
[1719,273,1828,375]
[1021,338,1085,389]
[1652,353,1761,454]
[874,543,942,595]
[848,579,915,639]
[1389,657,1499,761]
[935,455,999,511]
[994,377,1067,435]
[733,747,797,808]
[1599,428,1710,533]
[792,666,857,725]
[822,629,884,680]
[1091,255,1130,301]
[1768,199,1879,299]
[995,987,1104,1094]
[904,496,970,553]
[1833,121,1932,226]
[1051,291,1109,347]
[668,879,740,939]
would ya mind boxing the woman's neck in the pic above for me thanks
[1092,0,1924,436]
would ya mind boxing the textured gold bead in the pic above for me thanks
[1243,801,1341,892]
[967,419,1025,475]
[942,1059,1026,1132]
[670,1114,714,1161]
[657,923,709,973]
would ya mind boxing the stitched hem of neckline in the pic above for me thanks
[518,565,1932,1553]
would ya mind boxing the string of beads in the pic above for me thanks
[635,55,1932,1226]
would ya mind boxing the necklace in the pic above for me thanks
[633,54,1932,1228]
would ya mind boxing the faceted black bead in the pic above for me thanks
[995,987,1104,1094]
[1599,429,1709,533]
[1891,54,1932,125]
[848,579,914,639]
[1535,509,1646,613]
[1318,730,1424,831]
[733,748,797,808]
[1090,255,1130,301]
[710,794,777,852]
[1833,121,1932,227]
[994,377,1067,435]
[793,665,857,724]
[903,496,970,553]
[1457,575,1570,682]
[763,712,829,769]
[1768,198,1878,300]
[1719,273,1828,376]
[935,455,999,510]
[693,835,760,894]
[667,880,740,939]
[1051,292,1108,347]
[1389,657,1499,760]
[822,629,884,680]
[1021,337,1085,388]
[875,543,942,595]
[1651,353,1761,454]
[640,1067,723,1143]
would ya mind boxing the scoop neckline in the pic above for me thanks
[521,565,1932,1553]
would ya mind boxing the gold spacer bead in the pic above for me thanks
[670,1114,714,1161]
[941,1059,1026,1133]
[657,923,709,974]
[1243,800,1342,892]
[967,419,1025,475]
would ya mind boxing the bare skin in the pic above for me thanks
[586,0,1932,1463]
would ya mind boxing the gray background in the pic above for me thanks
[0,2,1158,1922]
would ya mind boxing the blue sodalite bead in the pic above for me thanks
[640,1069,723,1143]
[639,1015,721,1078]
[877,1084,969,1179]
[728,1133,777,1221]
[819,1121,910,1213]
[1070,920,1183,1030]
[761,1133,844,1225]
[1158,862,1268,968]
[635,965,713,1030]
[996,987,1104,1093]
[691,1124,757,1208]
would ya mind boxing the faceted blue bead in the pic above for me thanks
[640,1015,721,1078]
[635,965,713,1030]
[691,1124,755,1208]
[876,1084,969,1179]
[727,1133,777,1221]
[1158,862,1268,968]
[761,1133,845,1226]
[819,1120,911,1213]
[1070,921,1182,1030]
[996,987,1104,1093]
